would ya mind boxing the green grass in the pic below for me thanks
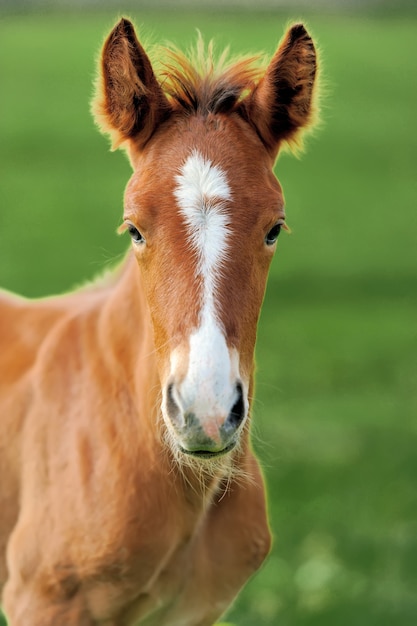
[1,7,416,626]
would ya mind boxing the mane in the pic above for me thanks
[157,38,264,115]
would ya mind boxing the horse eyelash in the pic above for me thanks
[117,222,128,235]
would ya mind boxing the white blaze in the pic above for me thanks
[172,150,240,420]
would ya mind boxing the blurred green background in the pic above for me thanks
[1,2,416,625]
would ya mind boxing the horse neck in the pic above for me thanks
[96,253,160,445]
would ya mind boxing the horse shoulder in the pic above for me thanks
[0,290,82,590]
[4,287,159,576]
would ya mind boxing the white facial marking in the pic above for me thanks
[174,150,231,289]
[172,151,243,425]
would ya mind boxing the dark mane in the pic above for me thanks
[158,39,264,115]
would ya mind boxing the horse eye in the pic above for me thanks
[127,224,144,244]
[265,223,282,246]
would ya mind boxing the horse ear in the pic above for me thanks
[93,18,171,150]
[243,23,318,156]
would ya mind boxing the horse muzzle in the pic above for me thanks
[163,379,247,458]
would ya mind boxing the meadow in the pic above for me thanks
[1,5,416,625]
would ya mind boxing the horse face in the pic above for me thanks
[94,18,317,459]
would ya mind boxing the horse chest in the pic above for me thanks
[83,520,209,625]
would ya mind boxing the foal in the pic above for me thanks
[0,18,318,625]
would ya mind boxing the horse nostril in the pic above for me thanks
[227,382,245,429]
[166,382,182,426]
